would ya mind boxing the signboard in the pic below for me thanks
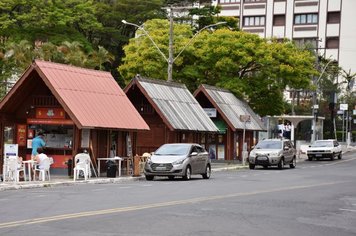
[81,129,90,148]
[36,108,65,119]
[203,108,217,118]
[27,118,74,125]
[340,103,348,111]
[4,144,18,157]
[312,104,319,109]
[16,124,27,147]
[217,145,225,160]
[126,133,133,157]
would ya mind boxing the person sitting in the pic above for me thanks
[35,148,49,170]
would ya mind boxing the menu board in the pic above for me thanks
[81,129,90,148]
[16,124,27,147]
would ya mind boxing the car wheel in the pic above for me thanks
[183,166,191,180]
[168,176,175,180]
[202,164,211,179]
[145,175,154,181]
[263,165,268,169]
[308,156,313,161]
[249,164,255,169]
[338,152,342,160]
[330,153,335,161]
[278,158,284,170]
[289,157,296,168]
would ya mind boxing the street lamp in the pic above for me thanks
[122,17,226,82]
[311,57,335,142]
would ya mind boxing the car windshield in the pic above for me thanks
[154,144,191,156]
[311,141,333,147]
[255,140,282,149]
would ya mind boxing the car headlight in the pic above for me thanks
[270,152,281,157]
[249,152,256,158]
[172,158,185,165]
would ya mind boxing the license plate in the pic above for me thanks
[316,154,322,157]
[156,167,166,171]
[258,156,267,161]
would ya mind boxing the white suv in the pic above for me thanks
[306,139,342,161]
[248,139,296,169]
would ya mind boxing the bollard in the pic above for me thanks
[133,155,141,176]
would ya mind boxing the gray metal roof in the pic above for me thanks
[136,77,219,132]
[202,85,266,131]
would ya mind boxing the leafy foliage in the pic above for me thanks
[119,20,316,116]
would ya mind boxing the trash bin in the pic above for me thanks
[65,159,73,177]
[106,160,117,178]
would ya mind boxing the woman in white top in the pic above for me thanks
[35,148,48,169]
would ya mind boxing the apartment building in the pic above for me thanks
[213,0,356,94]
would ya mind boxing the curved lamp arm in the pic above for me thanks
[122,20,168,62]
[173,22,226,63]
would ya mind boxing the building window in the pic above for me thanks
[244,0,265,2]
[243,16,265,26]
[293,38,318,49]
[219,0,239,3]
[326,37,339,49]
[273,15,285,26]
[294,13,318,25]
[327,12,341,24]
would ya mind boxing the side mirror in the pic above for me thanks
[190,152,198,156]
[308,145,311,147]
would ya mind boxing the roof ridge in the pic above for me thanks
[134,74,187,89]
[34,60,111,77]
[202,84,230,93]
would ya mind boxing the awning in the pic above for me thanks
[213,119,227,134]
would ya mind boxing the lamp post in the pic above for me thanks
[311,57,335,142]
[122,15,226,82]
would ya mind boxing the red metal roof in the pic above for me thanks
[4,60,149,130]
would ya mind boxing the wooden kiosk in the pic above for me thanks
[0,60,149,176]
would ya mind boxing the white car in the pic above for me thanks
[306,140,342,161]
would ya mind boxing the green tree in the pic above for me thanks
[119,20,316,116]
[87,46,114,70]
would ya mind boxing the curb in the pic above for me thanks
[0,176,146,191]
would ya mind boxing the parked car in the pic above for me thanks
[248,139,296,170]
[306,139,342,161]
[144,143,211,181]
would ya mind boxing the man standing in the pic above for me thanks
[31,131,46,159]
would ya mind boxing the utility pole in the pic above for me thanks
[122,9,226,82]
[311,44,333,142]
[167,7,174,82]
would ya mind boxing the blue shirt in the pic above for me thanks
[31,136,46,155]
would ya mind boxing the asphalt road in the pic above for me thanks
[1,153,356,236]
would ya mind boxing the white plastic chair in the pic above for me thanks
[6,157,26,182]
[73,153,91,181]
[34,157,51,181]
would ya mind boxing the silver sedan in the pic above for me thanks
[144,143,211,181]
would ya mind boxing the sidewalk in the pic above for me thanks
[1,145,355,191]
[0,162,248,191]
